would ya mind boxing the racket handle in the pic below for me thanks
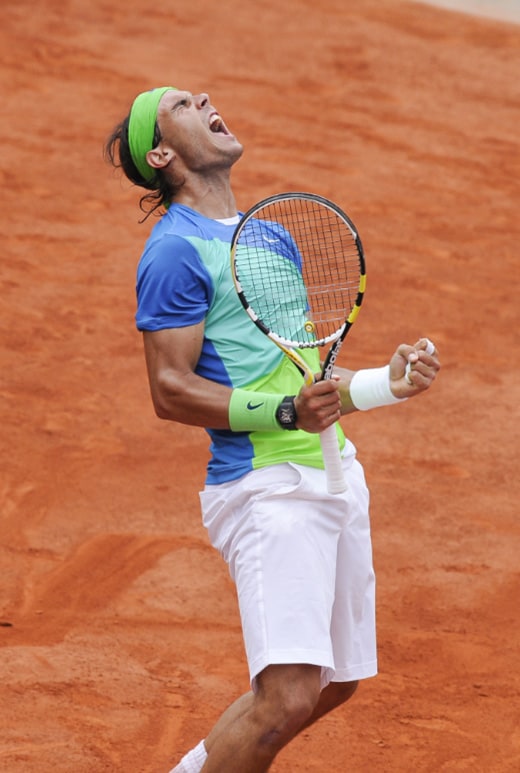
[320,425,347,494]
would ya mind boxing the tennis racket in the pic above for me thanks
[230,192,366,494]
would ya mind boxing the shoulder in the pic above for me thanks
[139,205,234,272]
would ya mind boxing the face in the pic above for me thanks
[154,90,243,174]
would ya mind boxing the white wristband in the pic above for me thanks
[349,365,406,411]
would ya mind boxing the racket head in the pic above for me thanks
[230,192,366,354]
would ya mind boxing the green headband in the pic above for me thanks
[128,86,177,181]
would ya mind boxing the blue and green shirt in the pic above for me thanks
[136,203,349,483]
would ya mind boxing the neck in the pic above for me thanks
[172,171,238,220]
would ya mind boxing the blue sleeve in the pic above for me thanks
[135,234,214,331]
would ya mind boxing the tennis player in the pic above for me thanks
[105,86,440,773]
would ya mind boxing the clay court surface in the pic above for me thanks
[1,0,519,770]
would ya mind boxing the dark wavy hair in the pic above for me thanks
[104,114,179,220]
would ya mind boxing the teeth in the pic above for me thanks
[209,114,222,132]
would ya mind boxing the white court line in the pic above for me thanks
[415,0,520,24]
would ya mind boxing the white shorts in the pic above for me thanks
[199,459,377,689]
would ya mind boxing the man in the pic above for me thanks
[105,87,440,773]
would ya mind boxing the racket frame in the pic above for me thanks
[230,192,366,494]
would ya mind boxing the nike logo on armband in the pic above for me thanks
[247,400,264,410]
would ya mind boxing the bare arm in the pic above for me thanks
[143,326,440,430]
[335,337,441,415]
[142,323,342,433]
[143,323,233,428]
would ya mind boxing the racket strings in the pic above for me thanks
[234,197,362,345]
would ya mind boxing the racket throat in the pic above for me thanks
[322,339,344,380]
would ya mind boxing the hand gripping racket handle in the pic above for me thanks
[320,424,347,494]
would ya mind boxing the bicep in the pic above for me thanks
[143,323,204,380]
[142,324,232,427]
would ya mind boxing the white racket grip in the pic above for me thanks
[320,425,347,494]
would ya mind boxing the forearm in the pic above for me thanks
[336,364,408,414]
[143,327,235,428]
[144,329,336,433]
[334,367,358,416]
[149,368,291,432]
[149,367,233,428]
[334,337,440,415]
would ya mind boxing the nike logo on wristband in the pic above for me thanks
[247,401,264,410]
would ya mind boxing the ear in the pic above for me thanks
[146,144,175,172]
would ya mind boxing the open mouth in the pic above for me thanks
[209,113,230,135]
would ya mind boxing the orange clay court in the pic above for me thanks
[0,1,519,771]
